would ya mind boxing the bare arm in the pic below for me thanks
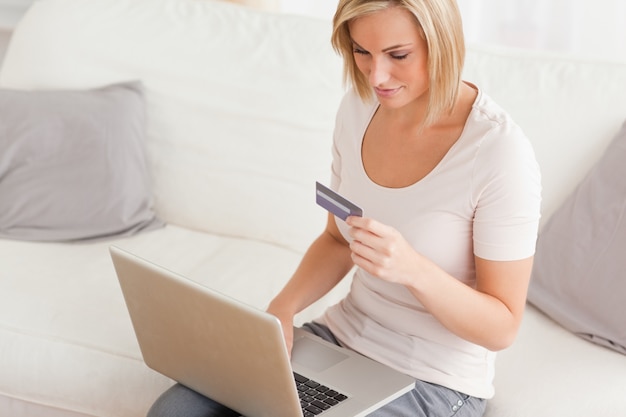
[347,216,533,351]
[406,254,532,351]
[267,213,354,353]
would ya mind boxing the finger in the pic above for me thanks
[349,222,392,255]
[350,248,376,273]
[347,216,390,238]
[350,238,386,269]
[350,244,391,280]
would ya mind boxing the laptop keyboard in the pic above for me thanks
[294,372,348,416]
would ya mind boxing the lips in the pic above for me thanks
[373,86,402,98]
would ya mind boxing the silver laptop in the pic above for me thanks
[110,246,414,417]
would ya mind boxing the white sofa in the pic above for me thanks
[1,0,625,416]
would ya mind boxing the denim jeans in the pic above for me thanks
[147,323,486,417]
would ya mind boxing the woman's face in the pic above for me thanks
[349,6,429,110]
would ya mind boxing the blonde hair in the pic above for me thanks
[331,0,465,127]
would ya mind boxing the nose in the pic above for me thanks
[368,56,391,87]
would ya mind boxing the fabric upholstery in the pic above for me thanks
[0,81,162,241]
[529,119,626,354]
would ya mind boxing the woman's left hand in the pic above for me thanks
[346,216,422,286]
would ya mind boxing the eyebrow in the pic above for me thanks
[382,43,412,52]
[352,40,412,53]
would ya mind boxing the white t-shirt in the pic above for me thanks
[319,87,542,399]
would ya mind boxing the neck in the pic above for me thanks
[377,92,431,133]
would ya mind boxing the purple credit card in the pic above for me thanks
[315,182,363,221]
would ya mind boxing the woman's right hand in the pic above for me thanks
[267,304,295,356]
[266,213,354,357]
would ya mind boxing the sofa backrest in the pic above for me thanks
[2,0,626,251]
[463,46,626,225]
[0,0,345,252]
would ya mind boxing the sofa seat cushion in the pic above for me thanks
[487,306,626,417]
[0,226,349,417]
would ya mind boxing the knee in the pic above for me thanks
[146,384,201,417]
[146,385,175,417]
[146,383,239,417]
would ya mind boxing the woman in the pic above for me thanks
[148,0,541,416]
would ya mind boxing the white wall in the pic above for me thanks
[279,0,626,62]
[280,0,337,19]
[456,0,626,61]
[2,0,624,62]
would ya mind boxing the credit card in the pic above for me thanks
[315,182,363,221]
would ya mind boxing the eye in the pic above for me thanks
[390,52,409,60]
[353,47,369,56]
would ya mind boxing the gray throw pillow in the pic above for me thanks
[0,81,163,241]
[528,119,626,355]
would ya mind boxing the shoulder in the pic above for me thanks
[464,89,541,199]
[467,89,537,168]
